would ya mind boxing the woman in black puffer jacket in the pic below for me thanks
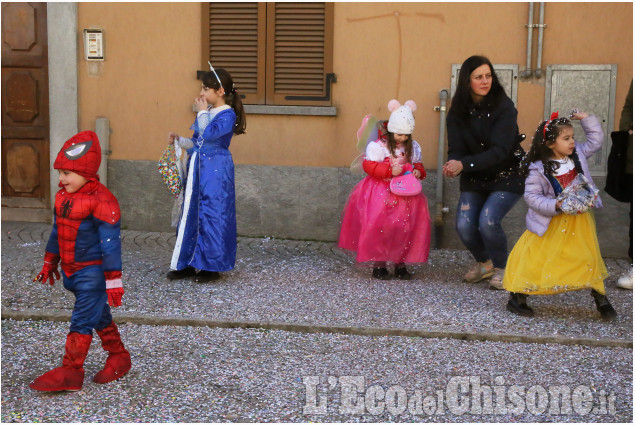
[444,55,525,290]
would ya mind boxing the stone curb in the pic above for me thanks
[3,308,631,349]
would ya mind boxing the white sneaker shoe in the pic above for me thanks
[616,268,633,290]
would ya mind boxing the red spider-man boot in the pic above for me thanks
[93,321,131,383]
[29,332,92,391]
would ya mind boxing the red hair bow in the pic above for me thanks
[543,111,559,138]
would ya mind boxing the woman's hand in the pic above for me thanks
[168,132,179,144]
[194,95,208,112]
[570,110,588,120]
[442,159,463,178]
[556,199,563,211]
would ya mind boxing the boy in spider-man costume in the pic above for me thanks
[30,131,131,392]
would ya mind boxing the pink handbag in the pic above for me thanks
[390,171,422,196]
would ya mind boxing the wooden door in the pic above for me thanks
[1,2,50,222]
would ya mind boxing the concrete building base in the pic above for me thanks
[107,160,630,258]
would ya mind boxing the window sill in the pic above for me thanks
[244,105,337,116]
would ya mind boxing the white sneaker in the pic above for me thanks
[616,268,633,290]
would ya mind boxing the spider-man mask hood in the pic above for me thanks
[54,131,101,180]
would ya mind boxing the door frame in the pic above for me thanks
[47,3,79,214]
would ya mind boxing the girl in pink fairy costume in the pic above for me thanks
[339,100,431,279]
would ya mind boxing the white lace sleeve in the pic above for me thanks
[176,136,193,149]
[365,141,387,162]
[196,110,211,134]
[411,140,422,163]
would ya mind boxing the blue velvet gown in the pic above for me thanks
[170,107,237,272]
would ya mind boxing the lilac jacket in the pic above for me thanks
[524,115,604,236]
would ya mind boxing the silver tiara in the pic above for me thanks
[208,61,223,90]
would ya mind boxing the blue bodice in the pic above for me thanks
[188,108,236,153]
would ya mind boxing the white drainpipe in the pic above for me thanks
[521,2,534,79]
[95,117,110,187]
[435,89,449,227]
[534,3,546,79]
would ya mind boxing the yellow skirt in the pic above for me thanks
[503,212,607,295]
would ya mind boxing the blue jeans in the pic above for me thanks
[455,191,521,269]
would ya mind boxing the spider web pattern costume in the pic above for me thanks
[48,181,122,283]
[30,131,131,392]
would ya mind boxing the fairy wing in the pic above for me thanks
[350,114,378,174]
[356,114,378,152]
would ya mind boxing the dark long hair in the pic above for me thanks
[523,117,574,177]
[200,68,246,135]
[449,55,506,120]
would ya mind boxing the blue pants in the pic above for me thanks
[62,265,112,335]
[455,191,521,269]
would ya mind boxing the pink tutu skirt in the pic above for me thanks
[338,176,431,265]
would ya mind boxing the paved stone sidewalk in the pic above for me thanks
[2,319,632,422]
[1,221,632,346]
[1,221,632,422]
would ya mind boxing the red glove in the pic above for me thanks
[105,274,124,307]
[34,252,61,285]
[107,287,124,307]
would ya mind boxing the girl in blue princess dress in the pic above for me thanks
[167,65,246,282]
